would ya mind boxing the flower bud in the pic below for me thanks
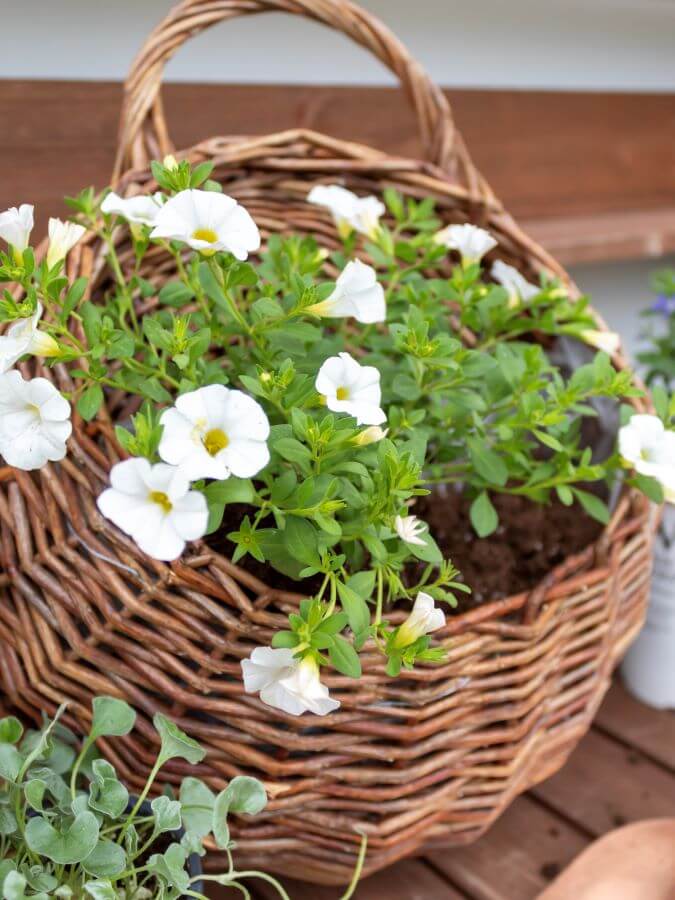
[393,592,445,649]
[353,426,388,446]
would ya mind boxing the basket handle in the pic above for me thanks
[113,0,474,183]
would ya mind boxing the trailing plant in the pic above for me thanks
[0,698,366,898]
[0,160,673,714]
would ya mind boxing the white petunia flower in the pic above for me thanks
[307,185,384,239]
[0,204,34,260]
[395,514,427,547]
[353,425,388,446]
[315,352,386,427]
[581,329,621,355]
[306,259,385,324]
[150,189,260,259]
[241,647,340,717]
[97,457,208,561]
[101,191,165,227]
[491,260,540,307]
[619,414,675,502]
[0,370,71,470]
[394,591,446,648]
[0,303,59,374]
[47,218,86,269]
[158,385,270,481]
[434,223,497,265]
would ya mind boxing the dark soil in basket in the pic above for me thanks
[205,492,604,613]
[412,488,604,611]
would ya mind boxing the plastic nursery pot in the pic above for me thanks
[131,798,204,897]
[622,503,675,709]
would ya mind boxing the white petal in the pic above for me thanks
[222,438,270,478]
[109,457,153,495]
[171,491,209,541]
[133,508,186,561]
[259,680,308,717]
[241,647,296,693]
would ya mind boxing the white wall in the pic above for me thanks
[2,0,675,91]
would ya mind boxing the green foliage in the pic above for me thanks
[0,701,289,900]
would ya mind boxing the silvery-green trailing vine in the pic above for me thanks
[0,157,673,717]
[0,697,371,899]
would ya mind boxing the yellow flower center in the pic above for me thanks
[149,491,173,514]
[203,428,229,456]
[25,403,41,416]
[336,386,350,401]
[192,228,218,244]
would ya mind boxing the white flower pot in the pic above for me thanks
[622,504,675,709]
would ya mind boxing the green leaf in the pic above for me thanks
[25,811,100,864]
[190,160,215,188]
[147,843,190,895]
[84,882,117,900]
[283,517,321,567]
[212,777,267,849]
[273,437,312,466]
[0,807,17,836]
[336,582,370,636]
[61,276,88,319]
[0,716,22,744]
[158,281,194,307]
[0,862,16,894]
[2,871,48,900]
[329,636,362,678]
[88,759,129,819]
[77,385,104,422]
[470,491,499,537]
[153,713,206,766]
[90,696,136,740]
[205,478,255,506]
[632,473,665,504]
[221,775,267,816]
[346,571,375,599]
[179,776,215,844]
[81,839,126,878]
[571,488,610,525]
[271,630,300,649]
[467,438,508,487]
[0,744,23,782]
[151,795,182,835]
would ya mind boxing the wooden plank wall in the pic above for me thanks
[1,81,675,263]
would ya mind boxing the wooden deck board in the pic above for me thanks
[594,680,675,772]
[424,795,588,900]
[531,728,675,836]
[248,858,468,900]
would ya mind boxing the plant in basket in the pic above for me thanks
[0,696,364,898]
[0,158,673,716]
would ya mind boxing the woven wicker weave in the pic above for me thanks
[0,0,655,885]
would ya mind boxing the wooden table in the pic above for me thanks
[208,680,675,899]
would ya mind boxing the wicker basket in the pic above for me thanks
[0,0,655,886]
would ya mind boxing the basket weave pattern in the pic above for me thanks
[0,0,655,884]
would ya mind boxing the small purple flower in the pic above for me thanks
[651,294,675,316]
